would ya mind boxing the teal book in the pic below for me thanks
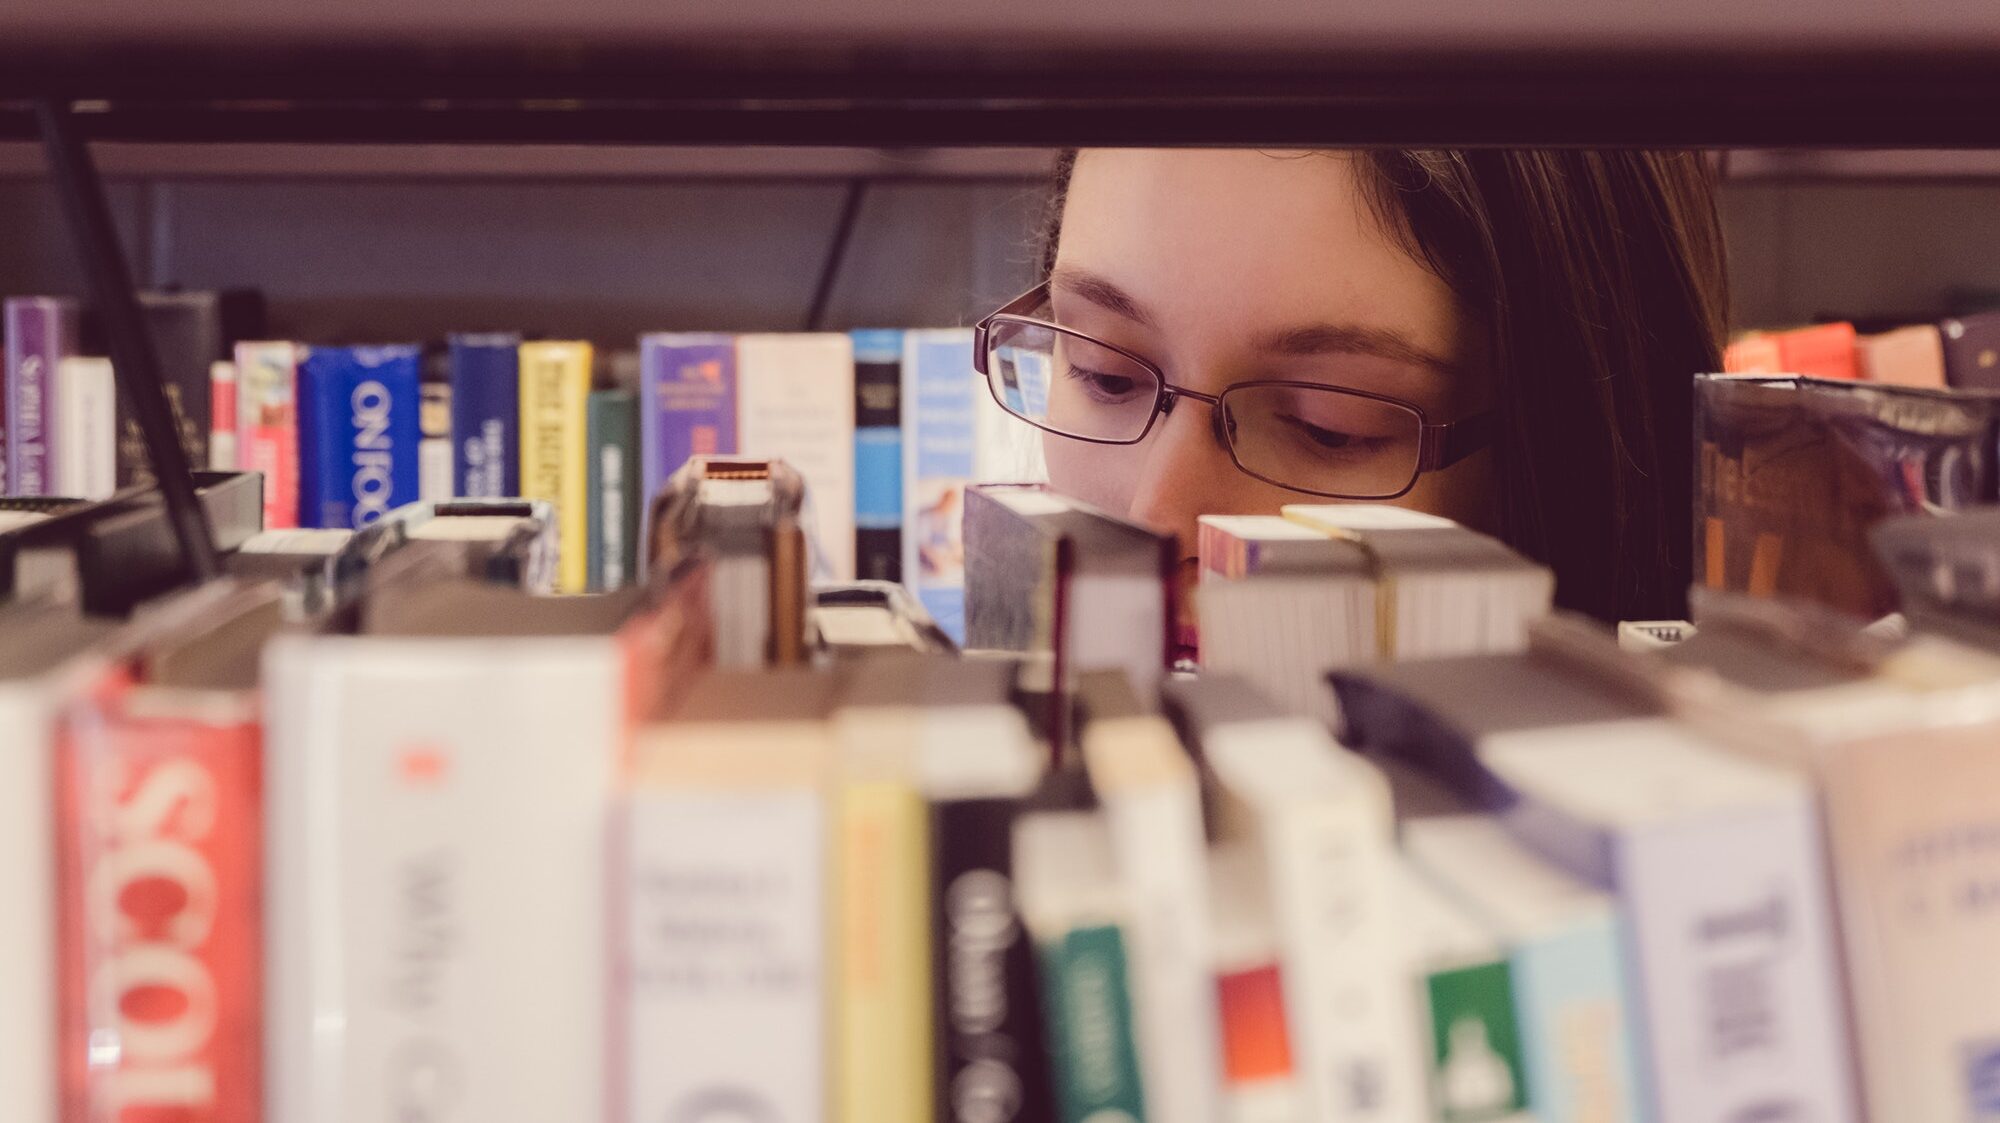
[585,388,639,591]
[1040,924,1147,1123]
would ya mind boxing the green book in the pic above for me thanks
[585,388,640,591]
[1040,923,1148,1123]
[1425,956,1528,1121]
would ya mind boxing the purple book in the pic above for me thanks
[637,332,738,512]
[4,297,80,497]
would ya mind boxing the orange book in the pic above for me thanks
[1725,323,1859,381]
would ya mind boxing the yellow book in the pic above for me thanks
[832,745,932,1123]
[519,341,592,593]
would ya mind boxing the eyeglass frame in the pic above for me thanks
[972,282,1499,501]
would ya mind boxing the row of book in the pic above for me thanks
[2,293,1037,636]
[1721,309,2000,389]
[5,462,1996,1123]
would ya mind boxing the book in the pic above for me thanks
[128,289,266,487]
[1206,844,1302,1123]
[1857,324,1947,388]
[518,340,593,593]
[647,456,810,667]
[852,329,904,583]
[736,333,857,581]
[0,599,121,1123]
[448,332,522,499]
[1403,813,1645,1123]
[52,356,117,500]
[419,376,453,502]
[587,388,640,591]
[811,581,956,659]
[236,341,301,530]
[1194,514,1376,725]
[1642,602,2000,1123]
[1692,373,2000,619]
[210,359,239,469]
[964,484,1175,721]
[55,582,272,1123]
[1939,310,2000,390]
[901,329,996,643]
[1723,322,1859,382]
[5,296,79,497]
[1398,865,1530,1123]
[831,677,935,1123]
[1330,652,1861,1123]
[1015,807,1148,1123]
[638,333,738,532]
[619,668,837,1123]
[1076,671,1223,1123]
[1166,675,1428,1123]
[263,581,628,1123]
[297,344,422,530]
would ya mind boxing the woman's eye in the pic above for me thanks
[1066,365,1140,401]
[1281,414,1380,454]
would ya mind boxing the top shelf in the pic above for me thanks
[6,0,2000,146]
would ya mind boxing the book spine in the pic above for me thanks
[56,681,261,1123]
[1040,923,1148,1123]
[448,334,521,498]
[1509,916,1645,1123]
[5,297,77,497]
[264,637,617,1123]
[852,329,904,583]
[419,381,454,503]
[620,786,824,1123]
[932,798,1056,1123]
[210,360,239,470]
[902,331,980,645]
[1264,800,1429,1123]
[54,357,117,500]
[1216,960,1302,1123]
[1617,800,1858,1123]
[637,334,738,521]
[736,334,857,581]
[586,389,639,591]
[519,341,593,593]
[296,346,420,530]
[836,778,933,1123]
[236,342,301,529]
[126,294,228,487]
[1421,957,1529,1122]
[0,693,57,1123]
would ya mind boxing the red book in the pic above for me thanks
[1724,323,1859,381]
[57,666,261,1123]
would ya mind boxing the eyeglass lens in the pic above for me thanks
[984,317,1426,499]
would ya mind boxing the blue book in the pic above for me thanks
[638,333,737,518]
[449,332,522,498]
[297,345,423,529]
[900,331,979,644]
[851,329,904,584]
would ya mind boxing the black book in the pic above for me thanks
[110,289,267,487]
[853,334,903,583]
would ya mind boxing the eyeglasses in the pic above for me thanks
[972,283,1497,501]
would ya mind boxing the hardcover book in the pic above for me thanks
[235,341,301,529]
[901,329,985,642]
[53,357,117,500]
[736,333,856,581]
[638,333,738,530]
[297,344,422,530]
[419,377,453,502]
[518,340,593,593]
[1938,310,2000,391]
[5,296,79,497]
[448,332,522,499]
[587,389,640,592]
[852,329,904,583]
[126,289,266,487]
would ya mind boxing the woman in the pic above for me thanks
[976,148,1729,624]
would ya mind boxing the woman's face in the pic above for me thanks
[1044,149,1498,558]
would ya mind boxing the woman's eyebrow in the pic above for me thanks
[1049,267,1157,328]
[1253,323,1459,377]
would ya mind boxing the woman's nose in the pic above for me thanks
[1124,399,1243,543]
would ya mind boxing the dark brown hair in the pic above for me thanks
[1038,149,1729,622]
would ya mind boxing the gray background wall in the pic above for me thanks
[2,149,1997,348]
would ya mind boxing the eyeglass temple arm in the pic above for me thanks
[972,283,1054,375]
[1423,409,1500,473]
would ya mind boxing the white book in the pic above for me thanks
[263,631,620,1123]
[53,356,117,499]
[419,437,453,502]
[1080,678,1224,1123]
[1191,694,1428,1123]
[620,669,836,1123]
[735,333,856,581]
[1481,717,1859,1123]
